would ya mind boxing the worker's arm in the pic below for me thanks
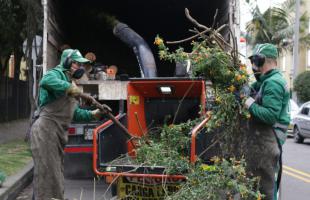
[40,69,71,94]
[247,81,284,125]
[73,106,95,122]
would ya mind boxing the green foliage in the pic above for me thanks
[136,120,196,174]
[132,35,261,199]
[0,139,32,176]
[135,121,262,200]
[167,158,262,200]
[155,36,251,129]
[293,71,310,103]
[246,0,310,51]
[0,0,42,74]
[0,0,27,70]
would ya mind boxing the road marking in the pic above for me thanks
[283,170,310,183]
[283,165,310,178]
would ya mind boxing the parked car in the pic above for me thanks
[287,99,299,136]
[292,101,310,143]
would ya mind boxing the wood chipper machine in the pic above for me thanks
[87,77,217,199]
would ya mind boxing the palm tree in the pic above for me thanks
[246,0,310,52]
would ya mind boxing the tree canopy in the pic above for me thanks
[246,0,310,51]
[294,71,310,103]
[0,0,42,76]
[0,0,26,74]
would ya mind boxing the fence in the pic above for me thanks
[0,77,30,122]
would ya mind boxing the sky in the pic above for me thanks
[240,0,286,32]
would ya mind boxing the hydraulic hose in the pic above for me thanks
[113,22,157,78]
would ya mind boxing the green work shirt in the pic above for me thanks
[249,69,290,126]
[39,66,93,122]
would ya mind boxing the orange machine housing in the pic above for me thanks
[93,78,208,180]
[126,79,206,154]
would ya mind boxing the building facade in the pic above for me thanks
[278,0,310,90]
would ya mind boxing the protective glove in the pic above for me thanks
[239,85,252,99]
[234,85,252,103]
[91,109,102,120]
[66,84,82,97]
[91,104,112,120]
[244,97,255,109]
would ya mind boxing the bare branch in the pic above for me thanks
[166,29,211,44]
[212,9,219,29]
[185,8,209,30]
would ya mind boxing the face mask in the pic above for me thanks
[252,66,261,81]
[72,66,85,79]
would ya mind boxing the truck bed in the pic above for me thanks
[43,0,239,76]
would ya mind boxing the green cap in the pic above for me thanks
[61,49,90,64]
[250,43,278,59]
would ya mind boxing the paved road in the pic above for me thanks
[17,179,113,200]
[64,179,112,200]
[0,119,28,144]
[281,138,310,200]
[17,138,310,200]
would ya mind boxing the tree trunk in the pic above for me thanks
[22,0,41,126]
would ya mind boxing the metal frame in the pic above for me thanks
[92,113,211,180]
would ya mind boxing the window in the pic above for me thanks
[301,107,310,115]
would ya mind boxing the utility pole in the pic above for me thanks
[292,0,300,100]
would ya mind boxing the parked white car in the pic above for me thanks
[287,99,299,136]
[292,101,310,143]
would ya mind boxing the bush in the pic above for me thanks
[293,71,310,103]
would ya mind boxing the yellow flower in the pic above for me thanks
[210,156,221,164]
[246,113,251,119]
[154,37,164,46]
[235,75,242,81]
[228,85,236,92]
[240,65,247,71]
[257,194,262,200]
[215,96,222,103]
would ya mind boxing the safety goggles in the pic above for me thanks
[72,61,83,66]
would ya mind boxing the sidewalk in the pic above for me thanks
[0,119,29,144]
[0,161,33,200]
[0,119,33,200]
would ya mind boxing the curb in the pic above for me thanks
[0,161,33,200]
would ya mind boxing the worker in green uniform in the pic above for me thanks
[243,43,290,200]
[30,49,107,200]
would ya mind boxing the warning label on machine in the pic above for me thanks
[117,177,182,199]
[129,95,140,105]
